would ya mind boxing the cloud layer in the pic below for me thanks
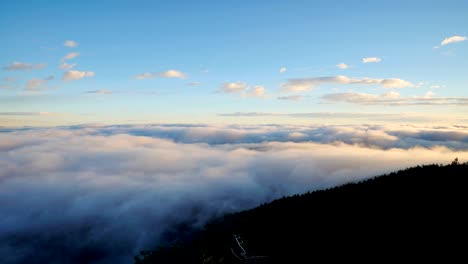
[1,124,467,264]
[282,76,413,92]
[3,62,47,71]
[135,70,186,79]
[322,92,468,106]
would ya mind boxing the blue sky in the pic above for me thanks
[1,0,467,126]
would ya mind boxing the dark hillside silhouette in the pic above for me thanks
[136,161,468,263]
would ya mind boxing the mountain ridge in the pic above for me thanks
[136,160,468,263]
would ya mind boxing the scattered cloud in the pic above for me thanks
[134,70,186,79]
[322,92,468,106]
[25,76,54,91]
[435,35,467,48]
[336,63,349,69]
[86,89,112,95]
[62,70,94,81]
[220,82,248,93]
[4,77,15,82]
[59,62,76,70]
[155,70,186,79]
[277,95,304,101]
[63,52,80,60]
[430,85,442,89]
[187,82,201,86]
[218,112,442,123]
[246,85,266,98]
[362,57,382,63]
[64,40,78,48]
[3,62,47,71]
[282,75,413,92]
[135,72,152,79]
[219,83,266,98]
[0,112,54,116]
[279,67,287,73]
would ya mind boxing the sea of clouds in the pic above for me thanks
[1,124,468,263]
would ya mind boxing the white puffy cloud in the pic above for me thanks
[62,70,95,81]
[59,62,76,70]
[25,76,54,91]
[62,52,80,60]
[156,70,185,79]
[282,76,413,92]
[336,63,349,69]
[64,40,78,48]
[439,35,467,47]
[3,62,46,71]
[362,57,382,63]
[220,82,248,93]
[279,67,287,73]
[0,125,467,263]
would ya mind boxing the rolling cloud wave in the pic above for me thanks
[1,124,467,263]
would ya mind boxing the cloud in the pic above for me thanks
[220,82,248,93]
[59,62,76,70]
[3,62,46,71]
[186,82,201,86]
[279,67,287,73]
[4,77,15,82]
[220,83,266,98]
[0,125,467,263]
[135,72,152,79]
[134,70,186,79]
[156,70,186,79]
[362,57,382,63]
[86,89,112,95]
[0,84,15,90]
[437,36,467,48]
[62,70,95,81]
[217,112,445,123]
[0,112,53,116]
[281,76,413,92]
[277,95,304,101]
[246,85,266,98]
[336,63,349,69]
[63,52,80,60]
[64,40,78,48]
[322,92,468,106]
[25,76,54,91]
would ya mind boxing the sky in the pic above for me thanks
[0,0,467,126]
[1,2,468,263]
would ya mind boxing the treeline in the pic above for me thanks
[135,160,468,263]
